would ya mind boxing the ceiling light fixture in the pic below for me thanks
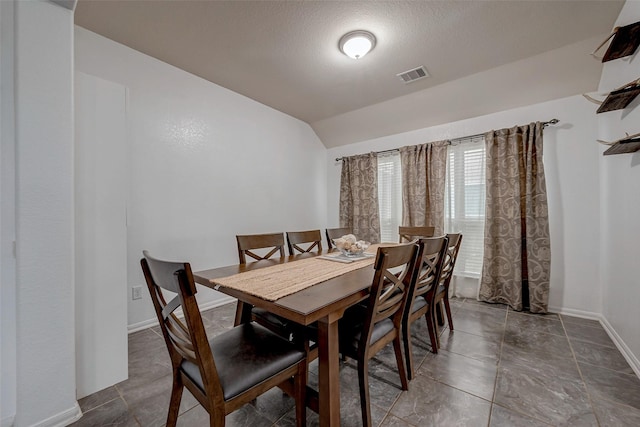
[339,30,376,59]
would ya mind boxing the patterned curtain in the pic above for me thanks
[399,141,449,236]
[339,153,381,244]
[478,122,550,313]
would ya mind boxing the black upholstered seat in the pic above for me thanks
[141,251,307,427]
[340,317,395,356]
[181,323,304,401]
[411,296,428,313]
[250,307,292,338]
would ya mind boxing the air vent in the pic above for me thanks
[397,66,429,84]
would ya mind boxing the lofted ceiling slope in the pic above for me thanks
[74,0,625,147]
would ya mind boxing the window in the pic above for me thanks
[445,141,486,278]
[375,144,486,279]
[377,152,402,243]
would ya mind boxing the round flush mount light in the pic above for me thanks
[339,30,376,59]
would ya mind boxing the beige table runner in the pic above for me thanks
[211,245,380,301]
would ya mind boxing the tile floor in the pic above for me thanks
[71,298,640,426]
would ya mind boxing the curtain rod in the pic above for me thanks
[335,118,559,162]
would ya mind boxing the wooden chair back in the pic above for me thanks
[402,236,448,376]
[413,236,449,302]
[439,233,463,290]
[286,229,323,255]
[234,233,287,330]
[362,243,421,357]
[431,233,463,342]
[141,251,223,400]
[325,227,352,248]
[236,232,285,264]
[141,251,307,426]
[399,226,435,242]
[340,242,421,427]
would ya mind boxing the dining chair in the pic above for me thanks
[402,236,448,379]
[325,227,352,248]
[236,232,285,264]
[235,233,291,339]
[140,251,307,427]
[398,225,435,242]
[433,233,463,343]
[286,229,323,255]
[338,242,422,427]
[285,229,324,359]
[237,233,318,362]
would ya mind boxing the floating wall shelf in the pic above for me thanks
[598,21,640,62]
[603,135,640,156]
[591,20,640,155]
[597,79,640,113]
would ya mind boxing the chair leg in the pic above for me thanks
[166,373,184,427]
[209,411,225,427]
[357,359,373,427]
[403,321,415,380]
[443,296,454,331]
[393,336,409,390]
[425,308,439,354]
[436,301,445,326]
[291,327,316,393]
[294,362,307,427]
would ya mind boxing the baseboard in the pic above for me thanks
[127,317,159,333]
[600,316,640,379]
[547,305,600,320]
[27,402,82,427]
[1,415,15,427]
[550,305,640,380]
[127,296,236,333]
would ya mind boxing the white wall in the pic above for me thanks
[75,72,128,398]
[597,0,640,374]
[13,1,80,426]
[0,1,17,425]
[74,27,328,328]
[326,95,603,316]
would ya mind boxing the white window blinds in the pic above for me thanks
[371,143,486,274]
[445,140,486,278]
[377,152,402,244]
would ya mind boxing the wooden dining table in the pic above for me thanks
[192,250,376,426]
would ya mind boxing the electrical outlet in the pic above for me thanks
[132,286,143,300]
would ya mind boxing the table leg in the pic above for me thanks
[233,301,253,326]
[318,316,341,426]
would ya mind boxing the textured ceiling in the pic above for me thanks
[74,0,624,147]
